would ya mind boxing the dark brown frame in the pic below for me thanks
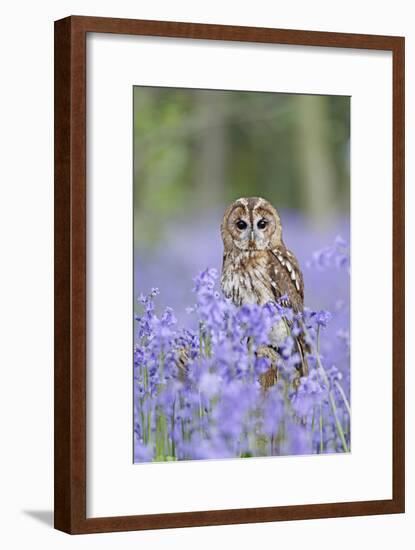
[54,15,405,534]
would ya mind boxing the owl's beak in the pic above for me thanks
[250,230,255,242]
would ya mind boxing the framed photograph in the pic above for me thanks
[54,15,405,534]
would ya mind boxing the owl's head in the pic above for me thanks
[221,197,283,252]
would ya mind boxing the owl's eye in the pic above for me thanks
[236,220,248,230]
[257,219,268,229]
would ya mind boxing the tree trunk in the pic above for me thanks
[294,95,336,224]
[194,90,227,209]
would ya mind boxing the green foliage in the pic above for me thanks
[133,87,350,247]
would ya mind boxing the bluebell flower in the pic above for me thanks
[134,241,350,462]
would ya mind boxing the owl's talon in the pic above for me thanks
[256,344,280,390]
[259,366,278,390]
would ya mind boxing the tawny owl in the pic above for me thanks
[221,196,308,382]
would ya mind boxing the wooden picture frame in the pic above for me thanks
[54,15,405,534]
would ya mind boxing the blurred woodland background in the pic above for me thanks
[133,87,350,323]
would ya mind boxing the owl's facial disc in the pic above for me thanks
[221,197,282,252]
[232,216,251,250]
[233,215,270,251]
[250,214,271,250]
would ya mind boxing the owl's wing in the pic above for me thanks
[268,247,304,312]
[268,247,308,378]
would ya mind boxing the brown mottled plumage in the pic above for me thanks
[221,197,308,384]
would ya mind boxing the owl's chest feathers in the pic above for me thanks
[221,250,275,306]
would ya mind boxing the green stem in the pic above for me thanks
[319,404,324,453]
[315,326,349,452]
[199,321,204,356]
[171,399,176,458]
[198,391,203,420]
[300,322,349,453]
[328,390,348,452]
[147,409,151,445]
[334,379,351,418]
[140,403,146,445]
